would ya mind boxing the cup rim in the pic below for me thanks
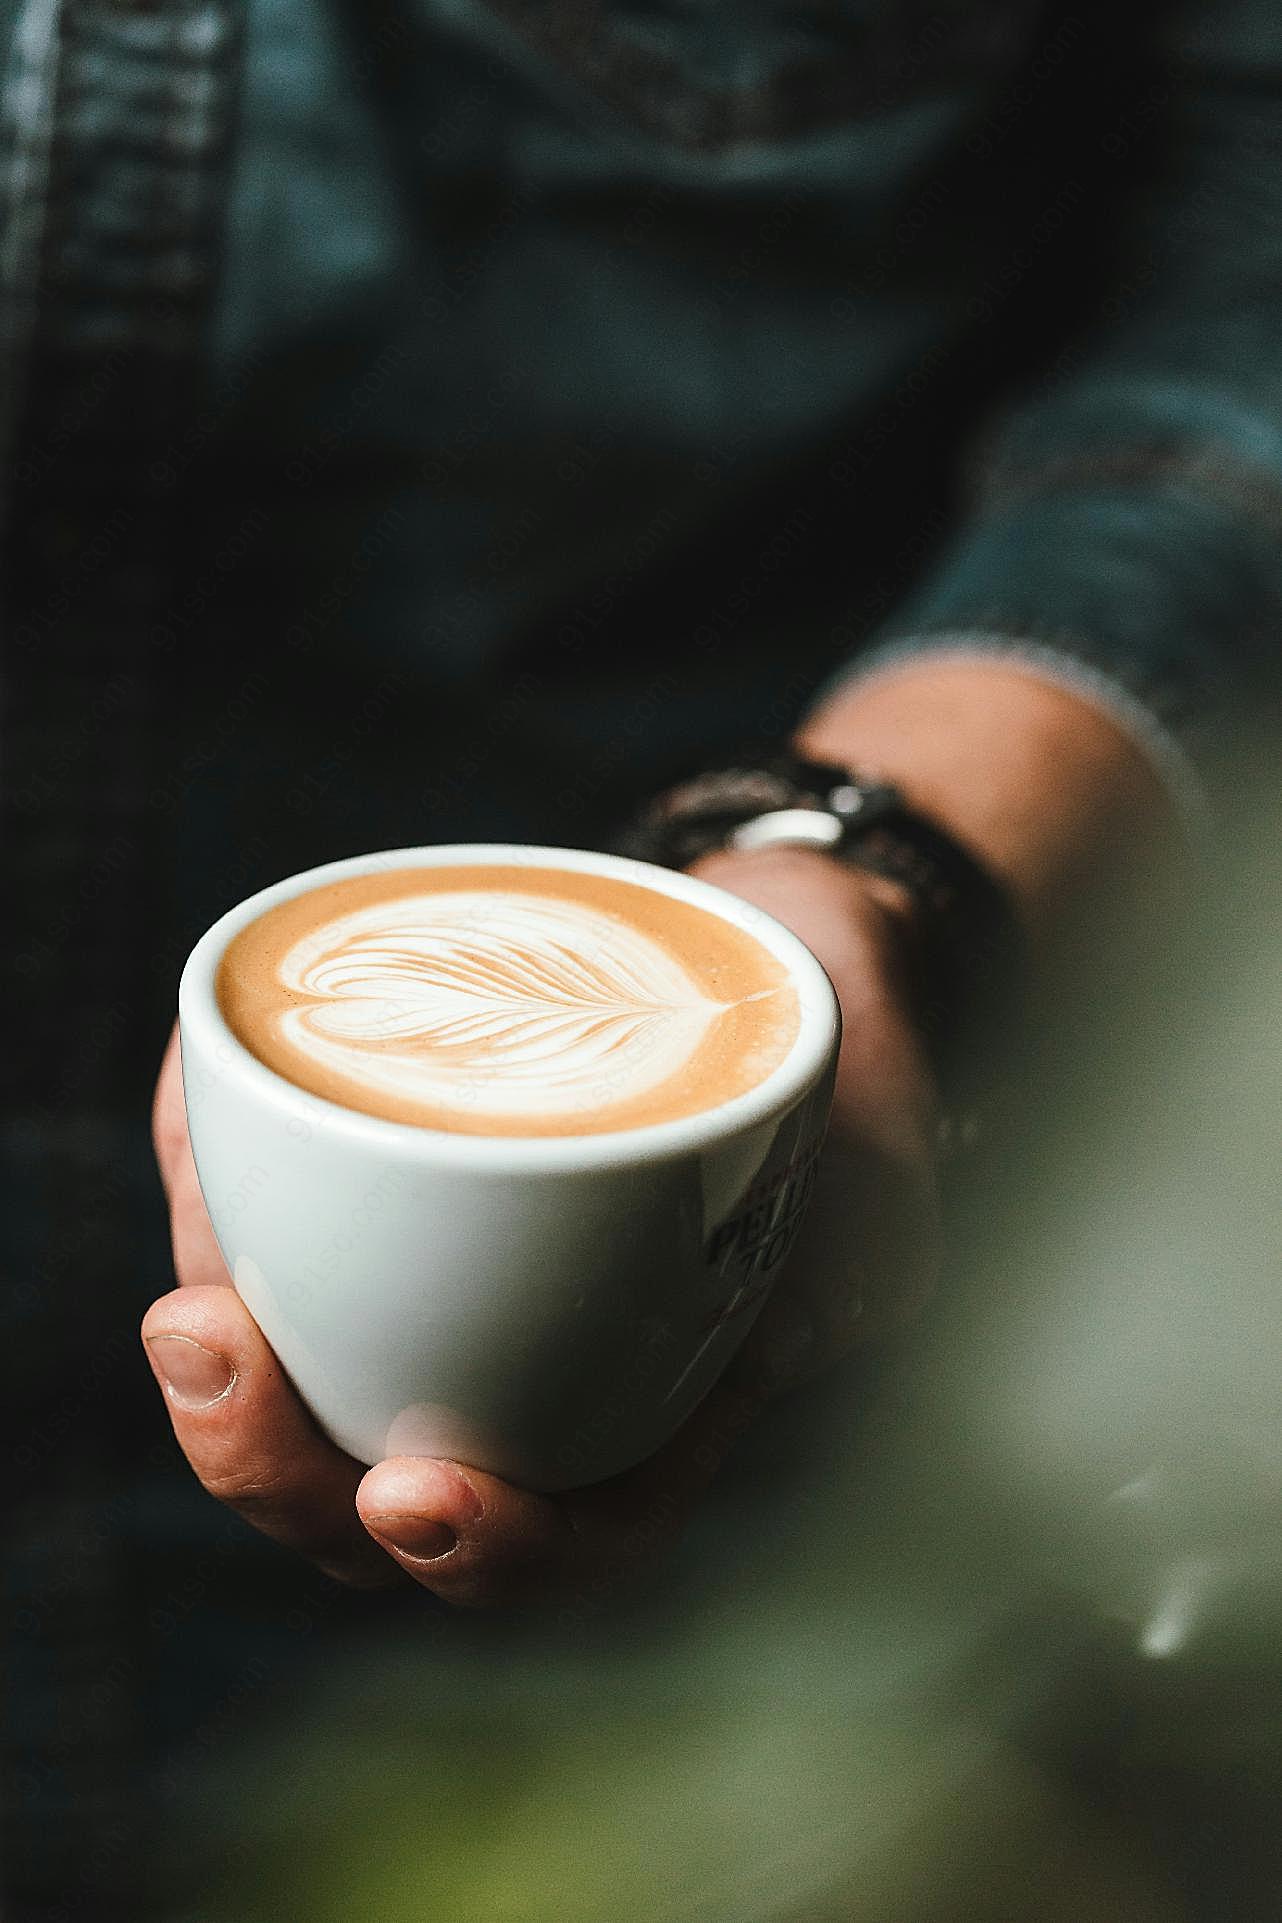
[178,843,841,1174]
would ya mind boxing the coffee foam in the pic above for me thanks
[218,864,800,1137]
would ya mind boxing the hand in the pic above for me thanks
[142,847,941,1608]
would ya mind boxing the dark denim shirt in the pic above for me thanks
[210,0,1279,815]
[7,0,1281,820]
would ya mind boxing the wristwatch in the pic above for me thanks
[616,751,1025,1125]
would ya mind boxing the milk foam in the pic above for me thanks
[276,891,742,1121]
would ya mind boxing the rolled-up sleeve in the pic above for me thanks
[835,0,1282,823]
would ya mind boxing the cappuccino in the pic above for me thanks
[217,863,801,1137]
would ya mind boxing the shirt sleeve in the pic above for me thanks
[834,0,1282,823]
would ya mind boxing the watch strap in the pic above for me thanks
[616,753,1025,1093]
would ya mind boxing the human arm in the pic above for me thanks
[842,0,1282,804]
[143,0,1282,1603]
[141,650,1179,1607]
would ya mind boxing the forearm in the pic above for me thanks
[818,12,1282,841]
[794,656,1186,969]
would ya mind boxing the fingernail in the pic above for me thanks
[366,1515,458,1562]
[367,1459,483,1524]
[145,1334,236,1409]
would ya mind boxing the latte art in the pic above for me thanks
[218,862,801,1137]
[278,894,738,1120]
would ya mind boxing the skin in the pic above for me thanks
[142,656,1181,1608]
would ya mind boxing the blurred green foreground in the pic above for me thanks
[177,801,1282,1923]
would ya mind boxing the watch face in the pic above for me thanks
[628,758,908,873]
[727,807,846,855]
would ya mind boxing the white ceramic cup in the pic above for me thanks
[178,844,840,1491]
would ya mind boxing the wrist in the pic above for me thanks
[629,754,1022,1096]
[798,655,1186,966]
[689,844,927,1029]
[690,843,942,1161]
[691,842,916,940]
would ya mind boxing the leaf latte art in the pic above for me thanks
[218,865,801,1135]
[280,895,746,1119]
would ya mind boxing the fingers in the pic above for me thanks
[357,1456,577,1610]
[356,1373,766,1611]
[141,1285,398,1588]
[149,1034,394,1586]
[153,1026,231,1289]
[723,1116,941,1416]
[150,1025,735,1607]
[350,1116,940,1609]
[689,847,943,1370]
